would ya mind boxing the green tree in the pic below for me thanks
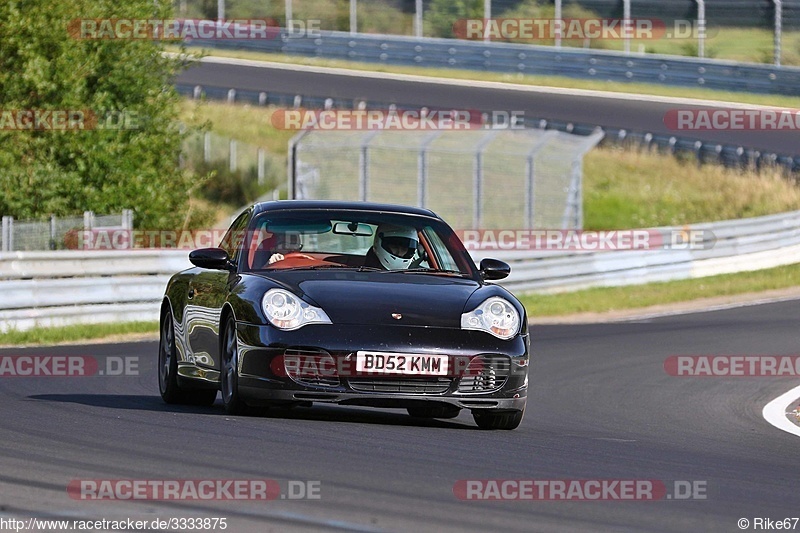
[427,0,483,38]
[0,0,197,229]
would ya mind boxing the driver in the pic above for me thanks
[266,232,305,264]
[364,224,419,270]
[251,231,300,267]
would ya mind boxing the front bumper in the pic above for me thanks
[234,322,529,411]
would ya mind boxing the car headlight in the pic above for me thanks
[262,289,331,331]
[461,297,520,340]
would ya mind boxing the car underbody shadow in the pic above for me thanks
[245,402,475,429]
[28,393,477,429]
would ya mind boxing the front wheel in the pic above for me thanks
[221,315,248,415]
[158,310,217,406]
[472,409,524,430]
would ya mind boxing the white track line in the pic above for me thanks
[762,384,800,438]
[197,54,789,111]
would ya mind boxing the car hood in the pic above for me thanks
[261,270,481,328]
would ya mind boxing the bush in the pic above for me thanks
[427,0,483,38]
[195,158,278,206]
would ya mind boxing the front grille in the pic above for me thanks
[284,348,340,388]
[348,377,452,394]
[457,355,511,393]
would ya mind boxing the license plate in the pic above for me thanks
[355,351,448,376]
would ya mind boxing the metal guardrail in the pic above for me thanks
[2,209,800,331]
[472,210,800,293]
[0,250,190,332]
[190,30,800,96]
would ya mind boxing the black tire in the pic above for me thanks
[221,315,248,415]
[407,404,461,419]
[159,310,217,406]
[472,409,525,430]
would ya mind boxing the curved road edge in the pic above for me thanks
[763,384,800,438]
[191,54,788,111]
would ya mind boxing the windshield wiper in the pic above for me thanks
[388,268,468,276]
[263,264,350,271]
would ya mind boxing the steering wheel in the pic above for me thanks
[272,251,323,268]
[283,251,315,261]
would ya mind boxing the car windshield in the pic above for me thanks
[241,210,476,277]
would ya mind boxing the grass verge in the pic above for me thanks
[519,263,800,317]
[0,321,158,347]
[583,147,800,229]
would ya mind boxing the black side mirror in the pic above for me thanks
[479,258,511,280]
[189,248,234,271]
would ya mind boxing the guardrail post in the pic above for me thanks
[473,130,498,229]
[350,0,357,35]
[695,0,706,58]
[417,131,441,209]
[1,216,12,252]
[122,209,134,230]
[414,0,422,38]
[257,149,266,185]
[204,132,211,163]
[49,215,57,250]
[229,139,237,172]
[554,0,562,48]
[623,0,631,55]
[774,0,782,66]
[288,129,311,199]
[359,130,380,202]
[523,130,558,229]
[483,0,491,42]
[562,129,603,229]
[561,160,582,229]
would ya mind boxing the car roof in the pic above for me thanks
[252,200,440,219]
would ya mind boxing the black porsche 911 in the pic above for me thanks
[159,201,529,430]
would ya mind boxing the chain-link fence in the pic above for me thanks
[290,128,603,230]
[0,211,133,252]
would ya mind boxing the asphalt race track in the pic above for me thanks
[176,60,800,156]
[2,300,799,532]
